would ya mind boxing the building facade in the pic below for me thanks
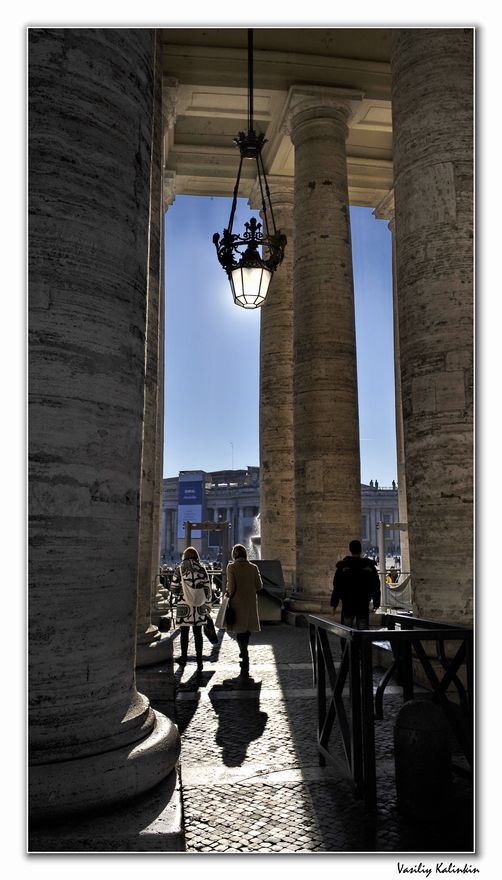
[161,469,399,565]
[161,467,260,562]
[361,480,401,555]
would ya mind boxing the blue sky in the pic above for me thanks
[164,195,397,486]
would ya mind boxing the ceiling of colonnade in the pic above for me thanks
[161,28,394,208]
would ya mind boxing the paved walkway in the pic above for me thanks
[173,619,473,854]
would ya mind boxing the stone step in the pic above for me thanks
[29,769,185,853]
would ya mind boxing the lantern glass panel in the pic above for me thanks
[231,266,272,308]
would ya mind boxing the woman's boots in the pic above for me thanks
[237,631,251,678]
[194,626,203,673]
[178,626,203,670]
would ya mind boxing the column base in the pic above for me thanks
[29,767,184,852]
[29,710,181,823]
[136,629,174,668]
[136,632,177,719]
[283,594,333,627]
[137,623,162,645]
[284,594,332,613]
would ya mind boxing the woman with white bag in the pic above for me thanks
[170,546,212,672]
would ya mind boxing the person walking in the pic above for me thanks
[225,544,263,678]
[330,539,381,629]
[170,546,212,673]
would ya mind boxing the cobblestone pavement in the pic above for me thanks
[173,619,473,854]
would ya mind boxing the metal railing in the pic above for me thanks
[308,612,473,810]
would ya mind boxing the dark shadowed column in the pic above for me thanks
[135,38,172,667]
[285,87,362,612]
[29,28,180,820]
[391,29,473,623]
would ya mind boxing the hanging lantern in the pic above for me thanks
[213,30,287,309]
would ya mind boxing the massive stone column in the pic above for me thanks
[374,191,410,577]
[29,28,180,821]
[390,29,473,623]
[252,177,296,588]
[285,88,362,611]
[136,43,171,666]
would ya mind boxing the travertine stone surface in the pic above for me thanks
[29,28,180,818]
[288,92,362,603]
[136,36,164,647]
[391,29,473,623]
[253,178,296,588]
[150,169,166,623]
[374,191,410,575]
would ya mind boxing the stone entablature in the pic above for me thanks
[161,30,393,207]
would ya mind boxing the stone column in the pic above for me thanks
[149,245,166,624]
[136,45,171,666]
[285,88,363,611]
[28,28,180,820]
[374,191,410,577]
[390,29,473,623]
[252,177,296,588]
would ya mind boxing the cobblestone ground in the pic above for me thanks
[173,619,473,854]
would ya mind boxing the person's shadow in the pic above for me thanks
[208,679,268,767]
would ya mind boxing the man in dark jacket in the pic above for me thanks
[330,539,381,629]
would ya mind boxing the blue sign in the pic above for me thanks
[178,474,204,538]
[179,480,203,505]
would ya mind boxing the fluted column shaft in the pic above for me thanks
[389,213,411,576]
[289,92,362,604]
[374,192,410,576]
[29,28,179,819]
[255,179,296,588]
[391,29,473,623]
[136,39,164,644]
[149,246,166,620]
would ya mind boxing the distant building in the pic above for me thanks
[161,467,260,562]
[160,469,399,563]
[361,480,401,555]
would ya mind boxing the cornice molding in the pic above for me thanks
[162,76,179,133]
[373,188,395,226]
[163,170,176,213]
[161,43,391,102]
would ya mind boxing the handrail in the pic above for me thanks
[308,613,473,811]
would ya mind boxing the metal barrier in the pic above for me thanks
[308,612,473,810]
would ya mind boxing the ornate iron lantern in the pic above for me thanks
[213,30,287,309]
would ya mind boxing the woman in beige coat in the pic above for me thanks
[225,544,263,677]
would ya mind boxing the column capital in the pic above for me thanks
[280,85,364,140]
[162,76,178,132]
[163,170,176,213]
[373,189,395,230]
[248,175,294,218]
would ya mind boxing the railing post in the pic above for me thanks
[349,634,363,796]
[309,621,317,686]
[465,634,474,717]
[401,637,414,702]
[316,628,326,767]
[465,634,474,767]
[361,636,377,810]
